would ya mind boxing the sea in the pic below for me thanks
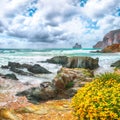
[0,48,120,84]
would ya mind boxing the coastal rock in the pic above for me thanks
[8,62,32,69]
[8,62,22,68]
[1,65,9,69]
[101,44,120,53]
[27,64,51,74]
[53,67,93,94]
[16,82,57,102]
[111,60,120,68]
[16,67,93,101]
[46,56,99,70]
[93,29,120,48]
[46,56,68,65]
[1,62,51,75]
[10,67,33,76]
[4,73,18,80]
[73,43,82,49]
[66,57,99,70]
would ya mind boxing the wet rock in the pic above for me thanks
[66,57,99,70]
[1,65,9,69]
[8,62,21,68]
[10,67,33,76]
[16,82,57,102]
[21,63,32,69]
[46,56,68,66]
[4,73,18,80]
[27,64,51,74]
[111,60,120,68]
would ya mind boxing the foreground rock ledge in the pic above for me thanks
[0,67,94,120]
[16,67,94,102]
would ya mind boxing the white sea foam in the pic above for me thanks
[0,48,120,84]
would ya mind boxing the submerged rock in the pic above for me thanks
[27,64,51,74]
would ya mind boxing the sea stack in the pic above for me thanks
[93,29,120,48]
[73,43,82,49]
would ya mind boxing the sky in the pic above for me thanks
[0,0,120,48]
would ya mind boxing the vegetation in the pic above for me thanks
[71,72,120,120]
[65,81,74,89]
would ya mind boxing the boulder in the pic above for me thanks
[5,62,32,69]
[46,56,68,65]
[53,67,93,92]
[46,56,99,70]
[16,82,57,102]
[66,57,99,70]
[111,60,120,68]
[8,62,21,68]
[93,29,120,48]
[27,64,51,74]
[4,73,18,80]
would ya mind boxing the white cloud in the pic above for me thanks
[0,0,120,48]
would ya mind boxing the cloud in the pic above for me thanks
[82,0,120,19]
[0,0,120,48]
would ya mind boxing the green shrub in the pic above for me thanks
[65,81,74,89]
[71,73,120,120]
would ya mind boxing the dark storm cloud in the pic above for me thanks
[8,30,27,38]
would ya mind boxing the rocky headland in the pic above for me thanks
[93,29,120,48]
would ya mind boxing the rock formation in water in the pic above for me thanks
[73,43,82,49]
[111,60,120,68]
[93,29,120,48]
[46,56,99,70]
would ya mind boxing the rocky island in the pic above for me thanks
[73,43,82,49]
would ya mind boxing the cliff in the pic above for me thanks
[93,29,120,48]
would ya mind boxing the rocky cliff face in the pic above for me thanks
[93,29,120,48]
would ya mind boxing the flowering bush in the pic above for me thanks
[71,73,120,120]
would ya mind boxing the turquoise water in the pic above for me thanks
[0,48,120,84]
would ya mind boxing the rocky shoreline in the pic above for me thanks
[0,55,119,120]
